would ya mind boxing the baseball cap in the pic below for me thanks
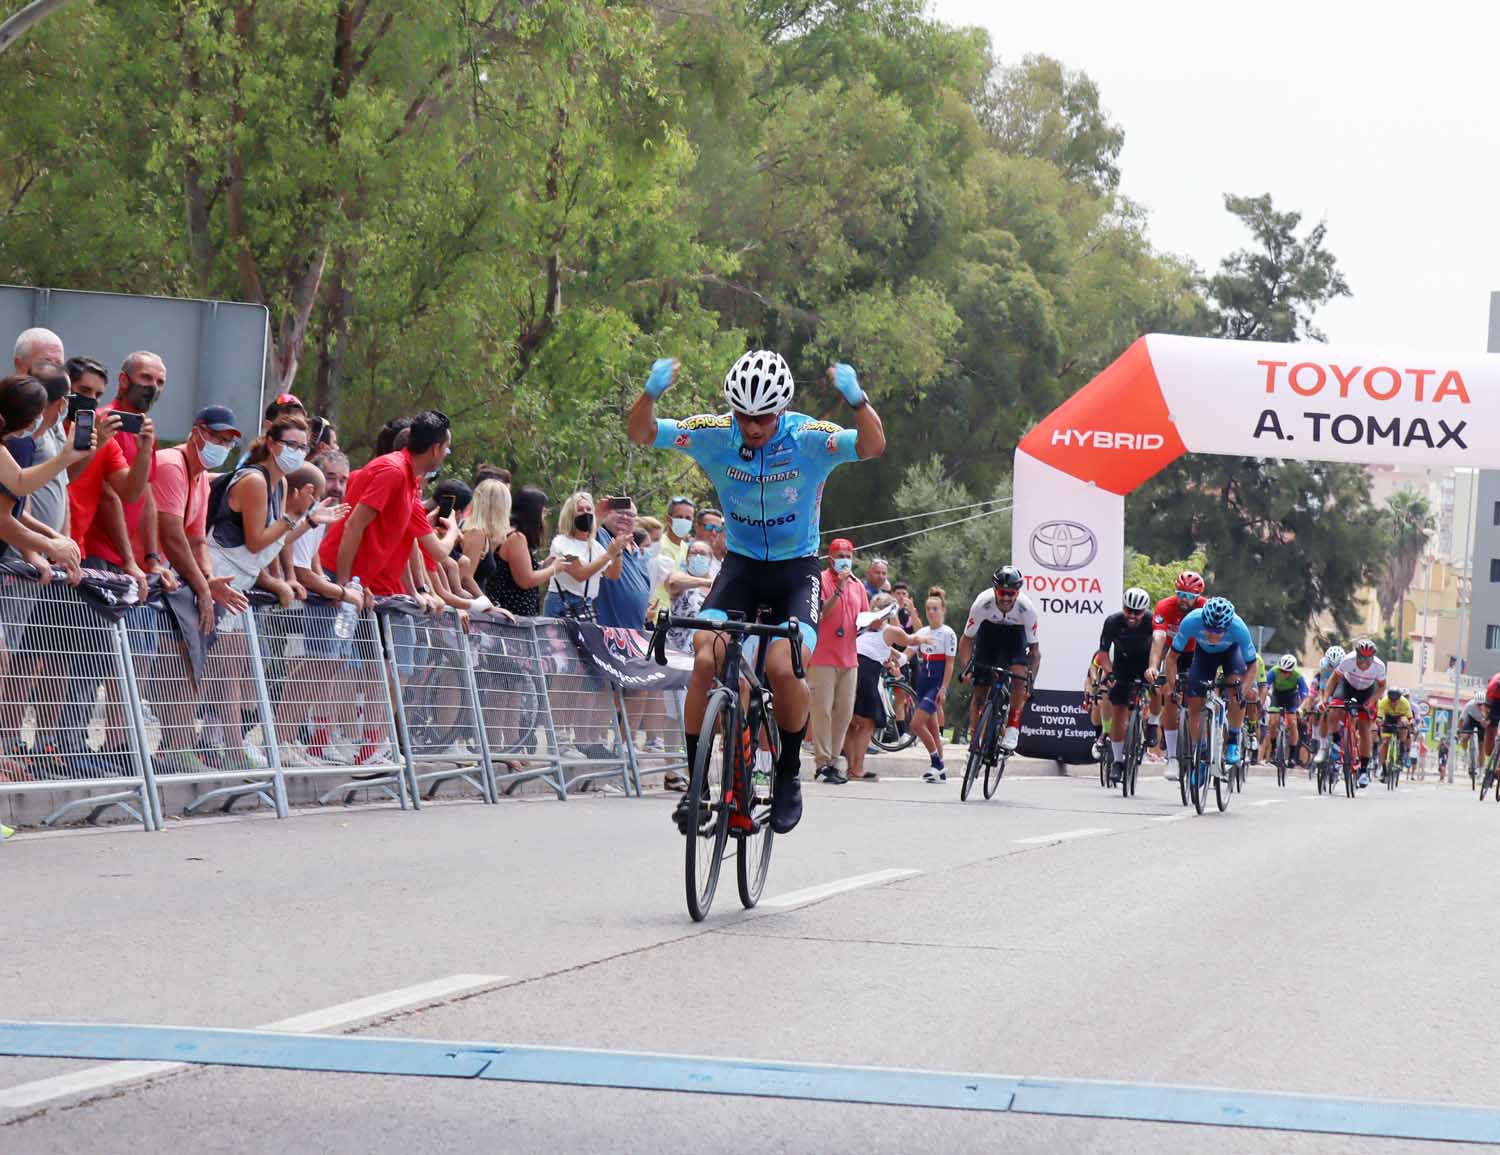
[829,537,855,554]
[194,405,241,435]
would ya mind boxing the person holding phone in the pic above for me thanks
[544,492,624,622]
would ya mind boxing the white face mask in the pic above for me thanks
[832,557,853,574]
[275,446,306,473]
[687,554,712,577]
[198,438,231,469]
[671,517,693,539]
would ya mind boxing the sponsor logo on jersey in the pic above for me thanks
[825,436,839,455]
[674,433,691,448]
[739,445,755,461]
[802,420,841,433]
[678,414,732,431]
[724,466,801,484]
[1049,429,1166,450]
[729,510,798,529]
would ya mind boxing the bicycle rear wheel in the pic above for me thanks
[873,681,919,752]
[1215,764,1232,811]
[962,699,993,802]
[736,717,776,909]
[684,692,733,922]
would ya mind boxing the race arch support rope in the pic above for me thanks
[1011,333,1490,762]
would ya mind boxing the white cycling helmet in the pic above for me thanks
[1277,654,1297,672]
[1324,645,1345,666]
[1122,587,1151,612]
[724,350,795,416]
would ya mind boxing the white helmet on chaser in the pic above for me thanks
[1122,587,1151,612]
[724,350,795,416]
[1277,654,1297,672]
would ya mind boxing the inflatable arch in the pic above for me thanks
[1009,334,1489,760]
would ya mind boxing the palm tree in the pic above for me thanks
[1376,491,1434,626]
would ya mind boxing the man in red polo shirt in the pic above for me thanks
[319,411,455,764]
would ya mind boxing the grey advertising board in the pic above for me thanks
[0,285,269,443]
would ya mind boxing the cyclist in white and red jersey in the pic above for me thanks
[1147,570,1206,780]
[957,565,1040,753]
[1320,637,1387,787]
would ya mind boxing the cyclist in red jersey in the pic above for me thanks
[1484,671,1500,765]
[1147,570,1207,781]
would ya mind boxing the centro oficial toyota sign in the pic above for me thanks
[1028,520,1097,572]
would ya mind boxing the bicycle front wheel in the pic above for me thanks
[736,718,777,909]
[1215,766,1233,811]
[1189,744,1208,815]
[984,750,1006,799]
[962,699,993,802]
[684,691,733,922]
[873,681,919,752]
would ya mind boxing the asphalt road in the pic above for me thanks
[2,755,1495,1152]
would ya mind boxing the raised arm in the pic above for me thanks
[627,358,678,446]
[828,364,885,460]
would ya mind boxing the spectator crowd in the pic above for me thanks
[0,325,949,789]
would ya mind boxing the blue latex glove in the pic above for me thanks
[832,362,865,406]
[644,358,675,400]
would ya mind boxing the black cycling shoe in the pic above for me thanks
[770,770,802,834]
[673,791,707,836]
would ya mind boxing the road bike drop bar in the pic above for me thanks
[648,611,806,681]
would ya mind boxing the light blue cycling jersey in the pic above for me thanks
[1170,608,1258,662]
[653,411,860,562]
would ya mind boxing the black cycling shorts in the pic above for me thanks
[972,621,1029,685]
[702,552,822,653]
[1106,660,1151,707]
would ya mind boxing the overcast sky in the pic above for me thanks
[933,0,1499,354]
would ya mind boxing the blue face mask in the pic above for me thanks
[686,554,711,578]
[833,558,853,574]
[198,438,231,469]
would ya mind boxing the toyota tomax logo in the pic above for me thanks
[1028,520,1097,571]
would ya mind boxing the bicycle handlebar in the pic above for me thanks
[648,610,806,680]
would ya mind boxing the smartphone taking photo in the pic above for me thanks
[72,408,95,452]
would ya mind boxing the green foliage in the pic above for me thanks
[1375,624,1414,665]
[1124,548,1208,605]
[1376,491,1434,626]
[0,0,1251,542]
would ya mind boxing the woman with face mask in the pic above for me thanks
[543,490,625,622]
[201,414,348,770]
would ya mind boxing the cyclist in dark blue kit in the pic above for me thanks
[627,351,885,834]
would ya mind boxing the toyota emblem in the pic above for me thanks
[1028,520,1097,571]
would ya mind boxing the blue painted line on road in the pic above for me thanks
[3,1021,1499,1144]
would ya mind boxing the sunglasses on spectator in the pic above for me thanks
[701,523,724,534]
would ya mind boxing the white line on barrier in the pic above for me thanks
[0,973,506,1113]
[1013,828,1111,845]
[760,869,920,908]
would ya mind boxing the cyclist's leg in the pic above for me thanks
[760,555,825,830]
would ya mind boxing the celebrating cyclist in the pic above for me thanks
[1318,638,1387,788]
[1094,587,1155,786]
[1264,654,1307,763]
[1148,570,1207,779]
[627,351,884,835]
[957,565,1040,753]
[1377,686,1414,782]
[1163,595,1258,769]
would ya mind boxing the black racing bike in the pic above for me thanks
[649,608,802,922]
[961,663,1029,801]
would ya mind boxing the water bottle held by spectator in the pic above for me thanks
[334,577,361,640]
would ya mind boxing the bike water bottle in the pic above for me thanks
[334,577,361,640]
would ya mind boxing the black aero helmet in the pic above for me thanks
[993,565,1023,591]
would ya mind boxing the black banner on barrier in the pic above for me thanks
[1017,687,1095,764]
[563,620,693,690]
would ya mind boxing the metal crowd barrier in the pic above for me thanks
[0,574,680,830]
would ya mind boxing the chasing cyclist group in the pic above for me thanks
[1087,571,1420,791]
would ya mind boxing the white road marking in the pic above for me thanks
[1249,799,1288,807]
[0,973,506,1112]
[1013,828,1111,845]
[761,869,919,908]
[1151,812,1193,823]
